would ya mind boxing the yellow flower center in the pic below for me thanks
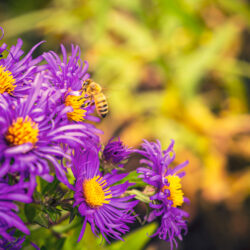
[83,176,112,208]
[0,65,16,94]
[5,116,39,146]
[162,175,184,207]
[65,94,87,121]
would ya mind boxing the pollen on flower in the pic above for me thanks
[83,176,112,208]
[162,175,184,207]
[65,94,87,121]
[0,65,16,94]
[5,116,39,146]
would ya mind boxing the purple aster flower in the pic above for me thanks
[136,139,189,250]
[0,73,99,193]
[103,137,133,167]
[72,146,138,242]
[0,178,31,242]
[43,44,89,91]
[42,44,97,123]
[0,232,25,250]
[0,27,44,98]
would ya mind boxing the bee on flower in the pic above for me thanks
[82,78,109,118]
[42,45,99,123]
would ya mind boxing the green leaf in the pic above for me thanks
[126,189,151,203]
[107,223,157,250]
[1,9,54,38]
[42,178,60,195]
[62,220,104,250]
[54,238,66,250]
[61,203,72,211]
[53,215,82,234]
[159,0,203,35]
[24,203,37,222]
[33,190,43,202]
[45,207,61,223]
[69,207,78,223]
[116,171,147,188]
[33,212,49,228]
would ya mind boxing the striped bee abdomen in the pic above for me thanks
[94,92,108,118]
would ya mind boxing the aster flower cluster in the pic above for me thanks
[0,27,99,248]
[0,27,189,250]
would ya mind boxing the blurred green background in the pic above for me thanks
[1,0,249,249]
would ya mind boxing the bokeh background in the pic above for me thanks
[1,0,249,249]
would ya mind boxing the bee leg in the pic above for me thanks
[81,79,91,92]
[81,96,93,108]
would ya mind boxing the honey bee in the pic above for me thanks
[82,79,108,118]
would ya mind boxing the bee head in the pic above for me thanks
[90,82,102,93]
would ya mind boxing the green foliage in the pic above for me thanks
[116,170,147,188]
[107,223,157,250]
[24,204,37,223]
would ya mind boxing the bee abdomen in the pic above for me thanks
[94,93,108,118]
